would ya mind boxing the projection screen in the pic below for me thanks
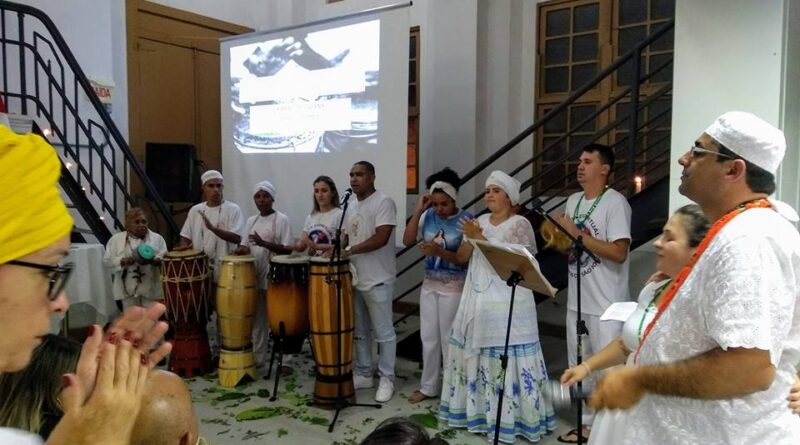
[221,5,409,243]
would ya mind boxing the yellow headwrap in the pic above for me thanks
[0,125,73,264]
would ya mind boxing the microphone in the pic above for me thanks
[341,188,353,204]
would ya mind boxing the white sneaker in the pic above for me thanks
[354,374,374,389]
[375,377,394,403]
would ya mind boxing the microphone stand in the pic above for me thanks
[531,200,600,445]
[493,270,523,445]
[325,190,380,432]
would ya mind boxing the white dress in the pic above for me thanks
[439,214,556,443]
[588,279,667,445]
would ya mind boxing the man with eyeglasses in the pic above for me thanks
[591,111,800,444]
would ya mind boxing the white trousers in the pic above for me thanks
[566,309,623,426]
[418,286,462,396]
[252,288,269,367]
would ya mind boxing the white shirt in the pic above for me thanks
[303,208,344,255]
[622,208,800,445]
[103,229,168,302]
[347,191,397,291]
[180,200,244,281]
[0,427,42,444]
[242,211,292,288]
[565,187,632,315]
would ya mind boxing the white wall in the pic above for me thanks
[778,0,800,223]
[669,0,800,216]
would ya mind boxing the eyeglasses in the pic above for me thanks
[7,260,74,301]
[689,145,738,160]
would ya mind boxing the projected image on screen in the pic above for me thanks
[230,20,379,153]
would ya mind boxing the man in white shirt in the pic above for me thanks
[555,144,631,442]
[175,170,244,280]
[175,170,244,357]
[346,161,398,403]
[591,111,800,444]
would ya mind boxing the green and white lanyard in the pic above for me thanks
[637,279,672,342]
[572,186,609,229]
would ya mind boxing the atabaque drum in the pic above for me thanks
[308,256,355,404]
[268,255,310,353]
[216,255,257,350]
[161,250,211,328]
[160,249,212,377]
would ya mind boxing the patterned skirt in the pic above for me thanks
[438,339,556,443]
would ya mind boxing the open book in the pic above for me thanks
[470,239,557,297]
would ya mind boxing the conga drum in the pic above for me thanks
[216,255,258,387]
[268,255,310,354]
[308,256,355,405]
[217,255,257,350]
[160,250,212,377]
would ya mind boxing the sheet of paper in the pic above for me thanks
[600,302,639,322]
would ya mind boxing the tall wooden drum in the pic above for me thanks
[309,256,355,404]
[217,255,257,350]
[268,255,310,354]
[160,250,212,377]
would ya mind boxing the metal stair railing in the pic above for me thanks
[0,0,179,244]
[392,19,675,325]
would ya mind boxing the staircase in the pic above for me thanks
[0,0,178,244]
[393,20,676,353]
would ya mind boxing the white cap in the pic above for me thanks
[254,180,276,199]
[201,170,223,184]
[485,170,520,205]
[704,111,785,175]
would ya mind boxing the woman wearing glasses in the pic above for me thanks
[0,126,169,445]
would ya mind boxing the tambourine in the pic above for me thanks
[131,243,156,264]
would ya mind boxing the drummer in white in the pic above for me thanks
[175,170,244,357]
[175,170,244,279]
[234,180,292,369]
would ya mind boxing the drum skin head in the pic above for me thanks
[165,249,203,259]
[271,254,310,264]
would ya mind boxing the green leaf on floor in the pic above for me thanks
[216,391,249,401]
[235,406,293,421]
[200,418,231,426]
[277,428,289,437]
[435,429,457,440]
[361,417,375,426]
[409,413,439,429]
[256,389,271,398]
[300,415,330,426]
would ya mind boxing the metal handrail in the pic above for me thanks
[392,21,675,324]
[0,0,180,241]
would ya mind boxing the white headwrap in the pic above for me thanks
[485,170,520,205]
[254,180,276,199]
[704,111,785,175]
[429,181,458,202]
[201,170,223,185]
